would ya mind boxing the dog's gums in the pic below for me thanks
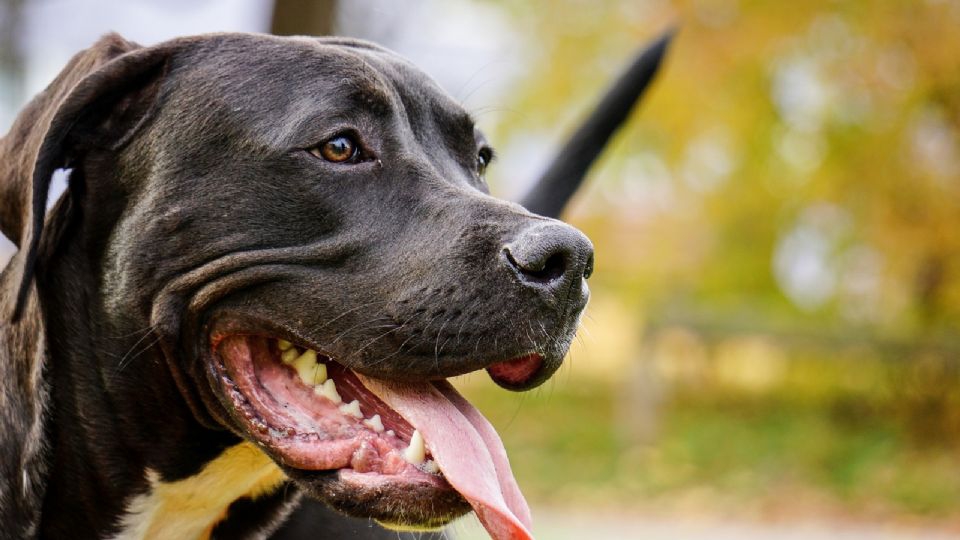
[211,330,534,539]
[214,335,439,474]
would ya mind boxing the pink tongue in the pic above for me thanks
[356,375,534,540]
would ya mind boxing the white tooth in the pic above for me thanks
[292,350,319,385]
[363,414,384,432]
[339,399,363,419]
[315,379,342,404]
[422,460,440,474]
[278,339,293,351]
[281,348,299,364]
[386,430,395,437]
[403,429,426,465]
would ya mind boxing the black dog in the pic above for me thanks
[0,30,669,539]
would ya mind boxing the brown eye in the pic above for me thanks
[311,135,358,163]
[477,147,493,176]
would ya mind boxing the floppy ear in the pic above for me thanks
[0,33,176,321]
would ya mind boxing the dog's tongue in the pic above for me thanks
[356,375,534,540]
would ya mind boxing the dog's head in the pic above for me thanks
[1,33,593,536]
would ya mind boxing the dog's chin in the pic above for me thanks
[206,328,534,535]
[287,467,471,529]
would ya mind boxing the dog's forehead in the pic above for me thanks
[168,34,474,145]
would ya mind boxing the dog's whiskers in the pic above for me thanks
[307,299,390,335]
[326,314,391,347]
[345,325,405,361]
[453,316,471,350]
[361,309,426,368]
[472,333,484,356]
[114,331,162,375]
[364,333,417,369]
[105,324,156,340]
[524,320,538,351]
[433,316,455,374]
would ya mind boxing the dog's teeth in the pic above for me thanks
[403,429,426,465]
[339,399,363,419]
[315,379,342,404]
[281,348,299,364]
[278,339,293,351]
[292,350,319,385]
[422,459,440,474]
[310,362,327,385]
[386,430,395,437]
[363,414,384,432]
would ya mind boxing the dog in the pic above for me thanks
[0,30,669,539]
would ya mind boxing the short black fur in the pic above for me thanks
[0,32,597,538]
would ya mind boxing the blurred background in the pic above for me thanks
[2,1,960,538]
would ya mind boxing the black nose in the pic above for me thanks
[503,221,594,297]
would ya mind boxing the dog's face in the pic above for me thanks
[15,34,592,535]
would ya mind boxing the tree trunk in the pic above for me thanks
[270,0,337,36]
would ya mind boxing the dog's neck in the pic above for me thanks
[109,441,285,540]
[0,265,49,538]
[4,223,289,538]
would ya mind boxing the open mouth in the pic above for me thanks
[210,327,535,539]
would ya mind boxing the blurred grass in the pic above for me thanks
[457,348,960,523]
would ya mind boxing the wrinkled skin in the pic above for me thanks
[0,33,592,538]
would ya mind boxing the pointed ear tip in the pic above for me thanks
[96,31,133,47]
[91,32,141,60]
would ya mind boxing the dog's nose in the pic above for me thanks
[503,221,594,297]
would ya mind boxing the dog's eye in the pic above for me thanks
[310,135,358,163]
[477,147,494,176]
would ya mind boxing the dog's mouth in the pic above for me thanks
[210,329,534,539]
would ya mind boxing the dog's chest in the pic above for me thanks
[111,442,285,540]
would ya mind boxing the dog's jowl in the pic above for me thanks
[0,33,593,539]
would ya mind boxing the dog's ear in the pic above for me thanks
[0,33,177,321]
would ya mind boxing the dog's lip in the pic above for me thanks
[207,314,541,382]
[486,353,545,389]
